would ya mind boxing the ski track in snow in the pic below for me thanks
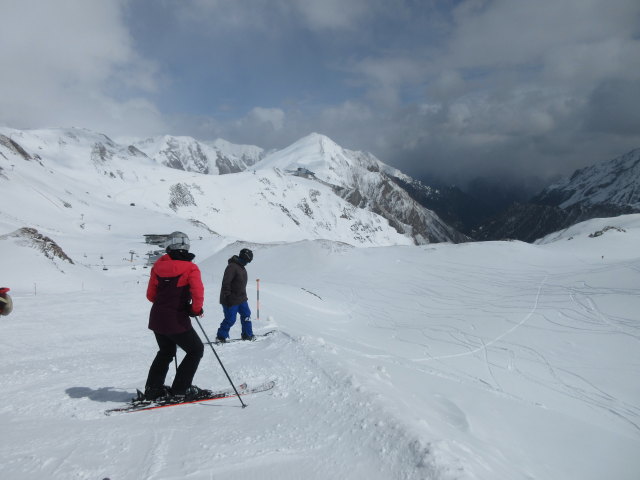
[421,274,638,430]
[333,257,640,440]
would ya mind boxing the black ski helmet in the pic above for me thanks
[165,231,190,252]
[239,248,253,264]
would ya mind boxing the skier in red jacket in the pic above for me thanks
[0,287,12,316]
[144,232,210,401]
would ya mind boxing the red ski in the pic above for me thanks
[105,380,275,415]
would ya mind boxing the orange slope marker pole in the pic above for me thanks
[256,278,260,321]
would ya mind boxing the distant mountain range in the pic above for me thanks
[1,126,638,246]
[131,131,468,243]
[472,148,640,242]
[0,127,466,248]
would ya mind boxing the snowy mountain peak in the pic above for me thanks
[289,132,340,150]
[255,133,467,243]
[134,135,212,173]
[254,133,393,195]
[208,138,264,167]
[0,126,154,171]
[301,132,344,154]
[133,134,265,175]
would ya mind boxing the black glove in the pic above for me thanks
[189,307,203,318]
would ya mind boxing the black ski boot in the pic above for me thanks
[241,333,255,341]
[172,385,213,402]
[144,385,171,401]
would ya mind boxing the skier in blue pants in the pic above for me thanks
[216,248,254,342]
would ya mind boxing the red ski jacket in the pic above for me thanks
[146,254,204,334]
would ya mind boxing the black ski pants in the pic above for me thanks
[146,327,204,394]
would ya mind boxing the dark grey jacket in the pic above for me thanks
[219,256,248,306]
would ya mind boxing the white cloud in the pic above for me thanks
[241,107,286,131]
[542,37,640,87]
[448,0,639,68]
[0,0,165,136]
[356,0,640,183]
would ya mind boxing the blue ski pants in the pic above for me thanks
[216,301,253,339]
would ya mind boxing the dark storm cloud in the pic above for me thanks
[2,0,639,189]
[584,79,640,135]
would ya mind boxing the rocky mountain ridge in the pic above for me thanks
[256,133,468,243]
[0,127,464,247]
[533,148,640,208]
[473,148,640,241]
[133,135,265,175]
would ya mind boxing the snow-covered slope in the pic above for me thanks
[536,212,640,247]
[1,216,639,479]
[534,148,640,209]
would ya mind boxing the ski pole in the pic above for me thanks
[194,316,247,408]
